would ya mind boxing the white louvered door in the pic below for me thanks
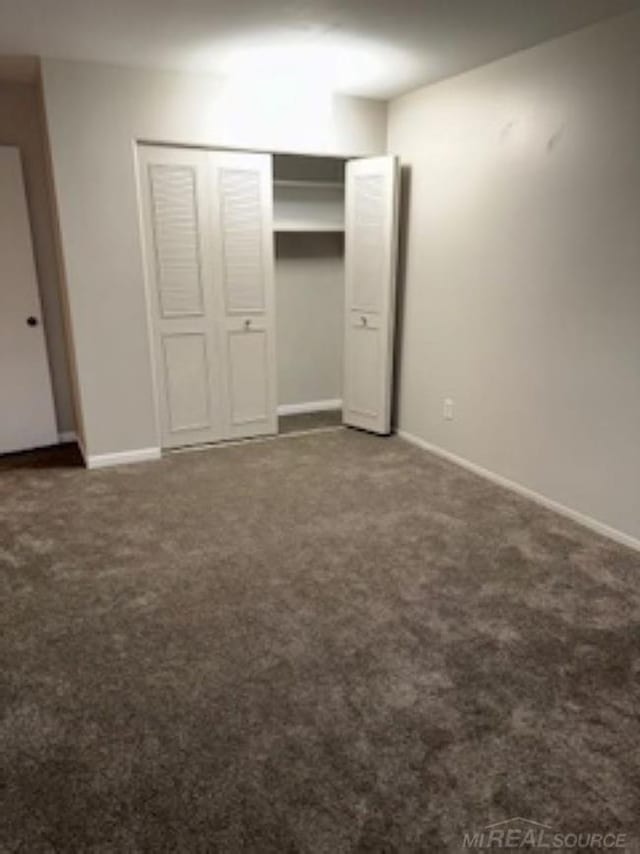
[343,156,400,435]
[209,152,277,440]
[139,146,225,449]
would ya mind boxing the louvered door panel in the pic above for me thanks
[219,169,266,313]
[149,164,204,316]
[210,152,277,440]
[343,156,400,435]
[139,146,224,449]
[352,174,385,312]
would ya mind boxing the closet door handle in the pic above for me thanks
[244,318,252,331]
[360,315,368,327]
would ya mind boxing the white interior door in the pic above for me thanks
[343,155,400,435]
[0,146,57,454]
[139,146,225,449]
[209,151,277,440]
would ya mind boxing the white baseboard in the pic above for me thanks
[398,430,640,554]
[86,447,161,470]
[58,431,76,444]
[278,399,342,417]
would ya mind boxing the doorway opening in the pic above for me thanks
[273,153,345,436]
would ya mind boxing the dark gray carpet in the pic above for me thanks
[279,410,342,435]
[1,431,640,852]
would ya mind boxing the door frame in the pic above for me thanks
[134,138,392,452]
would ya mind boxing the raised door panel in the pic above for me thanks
[209,151,277,439]
[139,146,224,449]
[227,325,270,426]
[345,314,380,420]
[162,334,211,432]
[343,156,400,435]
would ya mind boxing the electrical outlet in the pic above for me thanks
[443,397,454,420]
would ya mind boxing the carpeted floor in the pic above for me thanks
[278,410,342,435]
[1,430,640,852]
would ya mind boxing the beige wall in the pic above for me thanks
[0,80,74,433]
[275,233,344,407]
[389,12,640,542]
[40,59,386,458]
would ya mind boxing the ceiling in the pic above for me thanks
[0,0,638,99]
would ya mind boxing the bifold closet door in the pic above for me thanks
[343,155,400,435]
[139,146,225,449]
[209,151,277,440]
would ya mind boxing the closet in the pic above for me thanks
[137,145,399,451]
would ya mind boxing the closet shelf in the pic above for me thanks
[273,220,345,233]
[274,179,344,191]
